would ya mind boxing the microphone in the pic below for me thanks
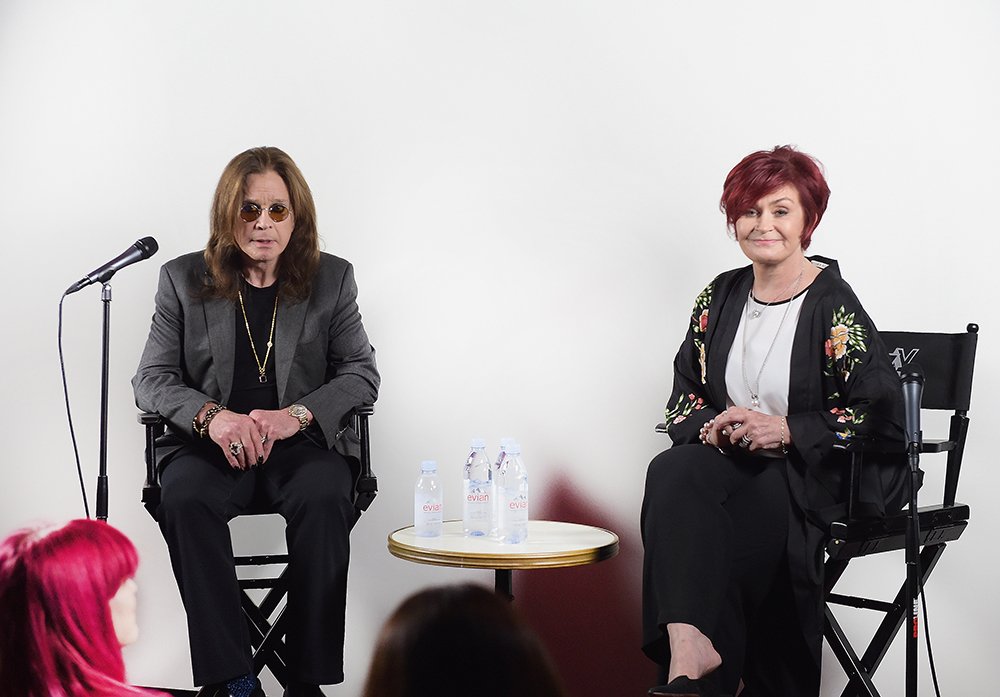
[64,237,159,295]
[900,363,924,455]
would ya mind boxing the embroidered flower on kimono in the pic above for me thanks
[830,324,849,360]
[824,307,869,386]
[664,392,707,426]
[698,309,709,333]
[830,407,853,424]
[674,394,707,423]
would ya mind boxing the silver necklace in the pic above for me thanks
[741,266,804,408]
[749,267,805,319]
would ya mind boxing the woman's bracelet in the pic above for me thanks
[194,403,227,438]
[779,416,789,455]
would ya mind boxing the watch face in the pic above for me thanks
[289,404,308,430]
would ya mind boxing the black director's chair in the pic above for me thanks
[139,406,376,696]
[824,324,977,697]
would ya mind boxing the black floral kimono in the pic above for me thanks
[661,255,908,674]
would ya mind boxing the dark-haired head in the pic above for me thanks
[361,584,567,697]
[720,145,830,250]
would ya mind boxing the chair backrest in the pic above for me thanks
[881,324,978,412]
[880,323,978,507]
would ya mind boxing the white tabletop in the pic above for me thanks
[387,520,619,571]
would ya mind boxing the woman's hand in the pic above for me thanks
[714,407,791,453]
[699,416,734,453]
[207,410,266,470]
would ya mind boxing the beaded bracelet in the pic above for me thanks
[193,403,227,438]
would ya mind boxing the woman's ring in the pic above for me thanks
[261,434,269,445]
[229,441,244,456]
[739,434,752,448]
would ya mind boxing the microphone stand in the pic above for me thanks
[96,282,112,521]
[904,420,922,697]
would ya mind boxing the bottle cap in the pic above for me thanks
[499,437,513,451]
[506,441,521,455]
[470,438,486,449]
[420,460,437,472]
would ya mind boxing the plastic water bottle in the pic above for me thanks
[414,460,443,537]
[463,438,493,537]
[491,438,512,538]
[497,441,528,544]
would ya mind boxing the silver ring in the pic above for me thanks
[229,441,244,456]
[261,434,269,445]
[739,434,752,448]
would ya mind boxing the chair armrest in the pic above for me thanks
[832,438,905,455]
[654,422,668,434]
[138,412,165,518]
[352,405,377,513]
[138,412,164,427]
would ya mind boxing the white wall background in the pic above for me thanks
[1,1,996,695]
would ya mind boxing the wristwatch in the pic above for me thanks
[288,403,310,432]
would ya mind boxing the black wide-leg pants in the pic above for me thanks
[157,436,355,687]
[641,444,818,696]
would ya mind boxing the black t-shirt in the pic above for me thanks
[228,281,280,415]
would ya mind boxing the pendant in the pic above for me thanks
[259,374,267,384]
[751,395,760,408]
[751,309,762,319]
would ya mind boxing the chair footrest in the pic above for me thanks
[827,593,896,612]
[240,578,287,590]
[827,504,969,559]
[235,554,290,566]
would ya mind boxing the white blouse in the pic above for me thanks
[725,289,809,417]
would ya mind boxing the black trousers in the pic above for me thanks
[157,436,355,687]
[641,445,818,697]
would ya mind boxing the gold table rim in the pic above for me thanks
[387,520,620,571]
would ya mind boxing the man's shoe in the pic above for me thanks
[203,678,266,697]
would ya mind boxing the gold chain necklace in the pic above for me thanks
[237,287,278,383]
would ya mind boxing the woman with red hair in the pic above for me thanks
[641,146,908,696]
[0,519,161,697]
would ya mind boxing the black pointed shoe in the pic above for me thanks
[648,673,730,697]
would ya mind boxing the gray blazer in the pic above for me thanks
[132,251,380,464]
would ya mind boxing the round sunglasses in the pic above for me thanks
[239,202,291,223]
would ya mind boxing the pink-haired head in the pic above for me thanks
[0,519,150,697]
